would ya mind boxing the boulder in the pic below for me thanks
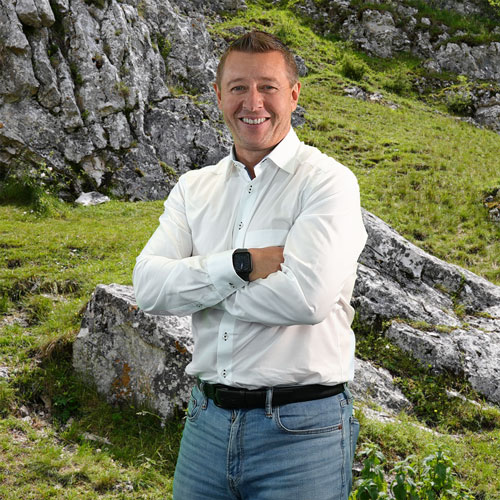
[73,284,194,420]
[75,191,110,206]
[351,358,411,412]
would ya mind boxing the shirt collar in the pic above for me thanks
[229,127,301,177]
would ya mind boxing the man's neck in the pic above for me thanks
[234,148,272,174]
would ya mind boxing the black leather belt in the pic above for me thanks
[197,380,346,410]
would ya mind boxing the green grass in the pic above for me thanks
[0,0,500,498]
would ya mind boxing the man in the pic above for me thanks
[133,31,367,500]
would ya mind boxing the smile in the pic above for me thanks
[240,117,269,125]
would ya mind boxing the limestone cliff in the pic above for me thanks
[0,0,238,200]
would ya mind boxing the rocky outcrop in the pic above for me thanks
[73,283,194,420]
[293,0,500,75]
[293,0,500,93]
[73,210,500,418]
[0,0,235,201]
[354,209,500,403]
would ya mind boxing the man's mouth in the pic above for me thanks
[240,117,269,125]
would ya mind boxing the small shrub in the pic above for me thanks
[382,69,412,95]
[338,54,368,81]
[115,81,130,98]
[156,34,172,64]
[350,443,474,499]
[0,162,67,216]
[445,90,473,116]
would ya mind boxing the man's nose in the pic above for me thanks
[243,87,263,111]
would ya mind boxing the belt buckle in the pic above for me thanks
[214,387,245,409]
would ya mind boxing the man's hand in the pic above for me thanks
[248,246,284,282]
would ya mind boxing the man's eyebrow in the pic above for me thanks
[225,77,280,86]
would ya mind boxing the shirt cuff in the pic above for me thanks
[206,249,247,299]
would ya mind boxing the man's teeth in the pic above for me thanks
[241,117,267,124]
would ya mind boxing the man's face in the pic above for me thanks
[214,50,301,166]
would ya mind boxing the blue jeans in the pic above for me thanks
[173,384,359,500]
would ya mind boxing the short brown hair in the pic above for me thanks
[215,30,299,87]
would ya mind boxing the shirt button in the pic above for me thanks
[223,332,228,341]
[238,222,243,230]
[222,369,227,378]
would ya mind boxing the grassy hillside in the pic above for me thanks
[1,0,500,498]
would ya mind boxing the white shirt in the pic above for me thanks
[133,128,367,389]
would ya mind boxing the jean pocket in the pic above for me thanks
[186,387,203,422]
[274,396,344,435]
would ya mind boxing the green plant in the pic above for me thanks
[382,69,412,95]
[69,62,83,86]
[487,0,500,12]
[159,161,178,179]
[338,54,368,81]
[156,34,172,64]
[445,91,473,116]
[0,162,67,216]
[0,379,16,416]
[350,444,474,499]
[115,81,130,98]
[24,295,53,326]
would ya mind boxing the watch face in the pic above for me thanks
[236,253,251,271]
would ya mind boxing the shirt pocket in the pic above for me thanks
[244,229,289,248]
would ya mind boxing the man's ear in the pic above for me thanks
[291,81,301,111]
[213,83,222,109]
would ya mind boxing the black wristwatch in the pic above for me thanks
[232,248,253,281]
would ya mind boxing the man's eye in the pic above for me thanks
[231,86,245,92]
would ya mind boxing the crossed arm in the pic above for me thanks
[133,168,366,326]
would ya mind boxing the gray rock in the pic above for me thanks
[74,284,194,420]
[0,0,234,200]
[385,322,500,404]
[0,0,39,103]
[16,0,55,28]
[351,358,411,412]
[353,209,500,403]
[75,192,110,206]
[294,55,308,77]
[28,28,61,110]
[474,102,500,133]
[433,42,500,82]
[144,95,231,174]
[355,9,410,58]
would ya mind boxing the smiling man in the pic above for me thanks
[133,31,367,500]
